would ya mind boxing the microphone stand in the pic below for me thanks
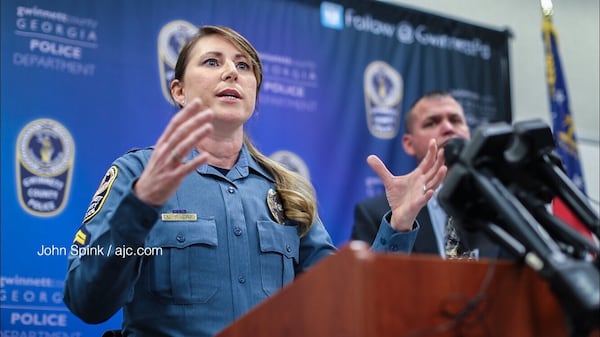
[439,121,600,337]
[509,119,600,236]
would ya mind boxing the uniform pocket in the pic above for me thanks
[257,220,299,296]
[144,218,220,304]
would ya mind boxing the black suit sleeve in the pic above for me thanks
[350,195,390,244]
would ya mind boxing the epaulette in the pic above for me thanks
[126,146,154,154]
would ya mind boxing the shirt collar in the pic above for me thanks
[193,144,276,183]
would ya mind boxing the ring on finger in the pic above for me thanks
[423,184,427,195]
[171,150,182,163]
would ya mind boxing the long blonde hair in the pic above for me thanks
[245,136,317,236]
[174,25,317,235]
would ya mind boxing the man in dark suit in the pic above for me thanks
[351,91,506,259]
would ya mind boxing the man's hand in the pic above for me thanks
[367,138,447,232]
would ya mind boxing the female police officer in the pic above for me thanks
[63,25,446,337]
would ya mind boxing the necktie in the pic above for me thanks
[444,217,477,259]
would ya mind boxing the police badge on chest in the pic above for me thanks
[267,188,285,224]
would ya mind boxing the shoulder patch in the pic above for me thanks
[83,165,118,223]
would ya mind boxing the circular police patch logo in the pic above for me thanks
[364,61,403,139]
[158,20,198,105]
[16,118,75,216]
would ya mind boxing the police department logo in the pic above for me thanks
[158,20,198,105]
[83,165,118,223]
[364,61,403,139]
[16,118,75,216]
[270,150,311,181]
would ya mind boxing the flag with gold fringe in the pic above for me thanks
[542,8,592,239]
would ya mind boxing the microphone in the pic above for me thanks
[505,119,600,236]
[438,121,600,337]
[439,125,530,248]
[443,137,468,167]
[442,123,598,256]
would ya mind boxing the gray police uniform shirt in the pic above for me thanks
[63,144,417,337]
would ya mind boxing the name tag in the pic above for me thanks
[161,213,198,221]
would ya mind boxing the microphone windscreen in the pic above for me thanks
[444,137,468,167]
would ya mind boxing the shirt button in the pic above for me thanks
[227,187,235,194]
[176,233,185,243]
[379,238,387,245]
[233,227,243,236]
[238,276,246,284]
[285,244,292,253]
[390,244,398,251]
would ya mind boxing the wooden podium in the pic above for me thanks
[216,241,571,337]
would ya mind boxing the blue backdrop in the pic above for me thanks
[1,0,511,335]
